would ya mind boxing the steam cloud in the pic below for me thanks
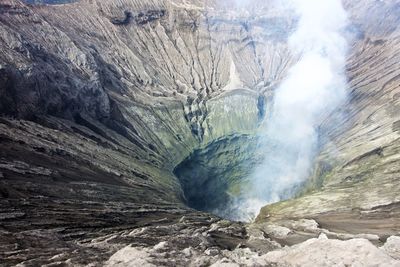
[227,0,349,221]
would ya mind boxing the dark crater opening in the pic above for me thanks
[174,135,262,218]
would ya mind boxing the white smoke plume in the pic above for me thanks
[230,0,349,221]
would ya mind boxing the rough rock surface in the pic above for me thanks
[256,0,400,238]
[105,234,400,267]
[0,0,400,265]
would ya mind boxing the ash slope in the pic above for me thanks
[0,0,399,266]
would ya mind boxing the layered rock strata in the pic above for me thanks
[0,0,399,265]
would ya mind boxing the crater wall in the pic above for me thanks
[1,0,400,265]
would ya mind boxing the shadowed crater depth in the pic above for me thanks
[174,135,263,218]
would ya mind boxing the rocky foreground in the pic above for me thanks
[0,0,400,266]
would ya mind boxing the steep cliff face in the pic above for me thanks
[0,0,399,265]
[257,0,400,236]
[0,0,291,264]
[0,0,290,220]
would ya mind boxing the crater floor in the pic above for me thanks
[174,135,262,219]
